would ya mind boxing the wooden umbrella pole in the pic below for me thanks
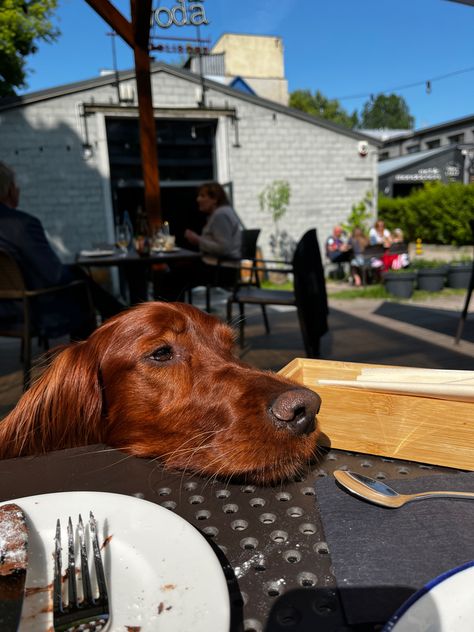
[85,0,162,229]
[131,0,161,230]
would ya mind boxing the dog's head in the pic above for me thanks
[1,302,321,484]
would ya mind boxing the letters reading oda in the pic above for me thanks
[153,0,209,29]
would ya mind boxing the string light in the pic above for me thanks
[334,65,474,101]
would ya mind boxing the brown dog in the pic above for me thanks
[0,302,321,484]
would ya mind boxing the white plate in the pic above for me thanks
[3,492,230,632]
[383,561,474,632]
[79,249,116,257]
[151,246,181,253]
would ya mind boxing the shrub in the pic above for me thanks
[378,182,474,245]
[409,259,448,270]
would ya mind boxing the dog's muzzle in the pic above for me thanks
[268,388,321,436]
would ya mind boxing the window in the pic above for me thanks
[448,133,464,144]
[379,151,390,161]
[406,144,420,154]
[426,139,440,149]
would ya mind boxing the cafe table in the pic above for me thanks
[0,444,461,632]
[76,247,202,304]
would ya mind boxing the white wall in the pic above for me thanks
[0,70,377,261]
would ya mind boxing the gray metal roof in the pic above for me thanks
[378,145,456,176]
[0,62,381,146]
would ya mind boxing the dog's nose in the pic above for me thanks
[268,388,321,436]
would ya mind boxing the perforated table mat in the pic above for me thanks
[0,445,457,632]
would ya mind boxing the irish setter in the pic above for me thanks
[0,302,321,484]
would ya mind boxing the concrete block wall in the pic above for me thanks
[1,68,377,263]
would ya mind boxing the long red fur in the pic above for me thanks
[0,302,320,484]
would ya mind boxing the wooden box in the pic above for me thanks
[279,359,474,471]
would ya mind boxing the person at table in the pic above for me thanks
[325,225,351,263]
[369,219,392,247]
[382,227,410,271]
[184,182,242,261]
[348,227,369,287]
[0,161,124,337]
[155,182,242,301]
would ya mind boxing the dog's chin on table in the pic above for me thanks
[0,302,322,485]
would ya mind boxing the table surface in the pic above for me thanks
[0,445,456,632]
[76,247,201,266]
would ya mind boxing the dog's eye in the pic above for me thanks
[150,346,173,362]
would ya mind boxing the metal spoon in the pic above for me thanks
[334,470,474,508]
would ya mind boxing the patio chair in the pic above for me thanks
[226,229,329,357]
[189,228,263,312]
[0,249,95,390]
[455,218,474,344]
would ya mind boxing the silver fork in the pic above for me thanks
[53,512,110,632]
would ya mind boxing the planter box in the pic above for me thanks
[416,267,447,292]
[279,358,474,471]
[383,271,416,298]
[447,263,472,289]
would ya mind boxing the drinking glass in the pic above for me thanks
[116,224,131,254]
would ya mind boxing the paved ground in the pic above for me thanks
[1,283,473,418]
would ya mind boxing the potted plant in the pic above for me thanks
[259,180,295,284]
[447,258,473,289]
[383,269,417,299]
[410,259,448,292]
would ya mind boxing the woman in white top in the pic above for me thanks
[369,219,392,247]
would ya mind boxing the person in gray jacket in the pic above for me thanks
[156,182,242,301]
[184,182,241,260]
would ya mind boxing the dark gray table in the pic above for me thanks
[0,445,455,632]
[76,248,201,303]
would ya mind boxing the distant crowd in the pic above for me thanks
[325,220,410,286]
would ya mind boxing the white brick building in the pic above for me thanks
[0,63,379,261]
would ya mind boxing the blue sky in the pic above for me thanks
[18,0,474,129]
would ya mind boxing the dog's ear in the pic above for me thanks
[0,341,104,458]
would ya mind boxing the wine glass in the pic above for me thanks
[116,224,131,255]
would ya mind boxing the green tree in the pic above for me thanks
[289,89,359,129]
[360,93,414,129]
[0,0,59,97]
[342,191,374,235]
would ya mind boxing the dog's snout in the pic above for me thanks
[268,388,321,436]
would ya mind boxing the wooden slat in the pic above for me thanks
[279,358,474,471]
[131,0,161,228]
[84,0,134,48]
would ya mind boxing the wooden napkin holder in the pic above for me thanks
[279,359,474,471]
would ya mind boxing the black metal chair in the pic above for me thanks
[226,229,329,357]
[0,249,95,390]
[455,219,474,344]
[197,228,263,312]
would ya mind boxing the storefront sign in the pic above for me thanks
[395,167,441,182]
[152,1,209,28]
[444,161,462,181]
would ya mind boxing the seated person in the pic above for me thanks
[0,161,124,339]
[184,181,242,262]
[156,182,242,301]
[348,227,368,287]
[382,228,410,271]
[325,225,351,263]
[369,219,392,247]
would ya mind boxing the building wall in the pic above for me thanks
[0,70,377,262]
[212,34,285,79]
[380,118,474,160]
[210,34,289,105]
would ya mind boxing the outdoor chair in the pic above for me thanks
[226,229,329,357]
[188,228,264,313]
[0,249,95,390]
[455,218,474,344]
